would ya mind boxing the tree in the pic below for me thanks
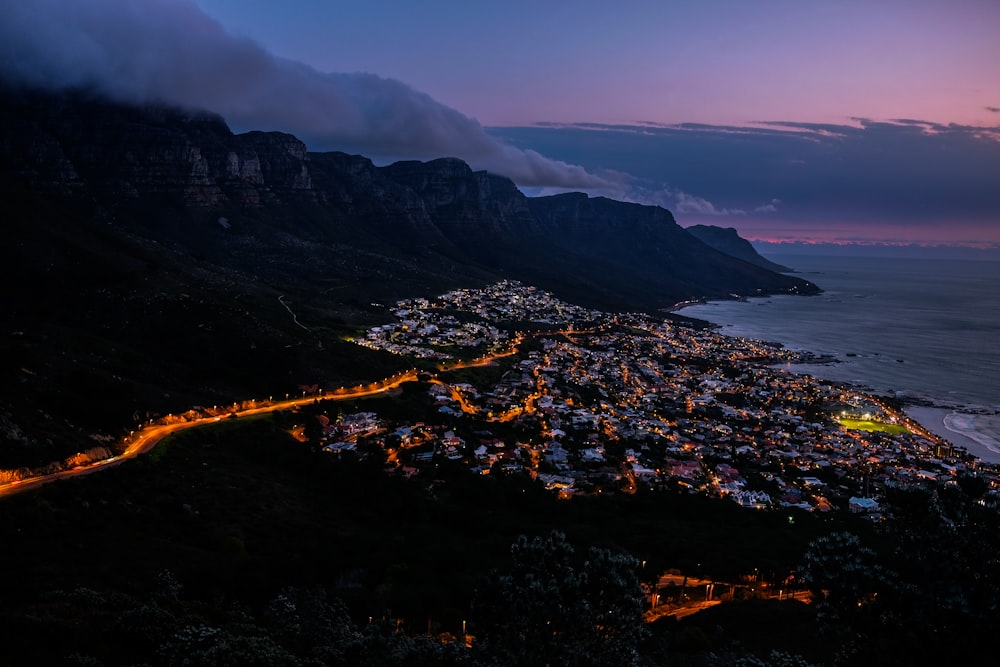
[732,650,818,667]
[303,414,325,449]
[264,586,362,664]
[799,531,893,627]
[473,531,645,667]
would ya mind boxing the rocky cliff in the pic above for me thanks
[686,224,792,273]
[1,85,815,306]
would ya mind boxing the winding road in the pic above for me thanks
[0,369,423,499]
[0,327,608,499]
[0,331,544,499]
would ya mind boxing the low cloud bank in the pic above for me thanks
[491,119,1000,241]
[0,0,615,190]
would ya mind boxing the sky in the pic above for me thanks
[2,0,998,247]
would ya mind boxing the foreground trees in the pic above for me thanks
[798,478,1000,666]
[6,415,997,665]
[473,531,646,667]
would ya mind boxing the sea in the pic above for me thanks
[676,254,1000,464]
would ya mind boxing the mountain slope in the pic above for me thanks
[686,225,792,273]
[0,85,817,466]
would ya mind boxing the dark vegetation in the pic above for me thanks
[3,413,996,665]
[0,414,835,665]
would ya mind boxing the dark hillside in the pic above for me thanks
[686,224,793,273]
[0,85,816,466]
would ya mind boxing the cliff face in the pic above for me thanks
[382,158,539,240]
[1,90,233,204]
[0,85,817,309]
[686,225,792,273]
[522,195,811,308]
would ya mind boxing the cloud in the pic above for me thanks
[754,199,781,213]
[518,176,749,221]
[671,191,745,216]
[490,118,1000,241]
[0,0,612,190]
[987,106,1000,114]
[612,184,746,217]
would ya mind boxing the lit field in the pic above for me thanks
[839,419,910,434]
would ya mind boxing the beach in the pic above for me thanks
[905,406,1000,465]
[677,255,1000,467]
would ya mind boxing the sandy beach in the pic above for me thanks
[906,406,1000,465]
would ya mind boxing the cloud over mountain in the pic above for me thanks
[0,0,613,189]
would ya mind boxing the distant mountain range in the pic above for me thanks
[0,85,816,467]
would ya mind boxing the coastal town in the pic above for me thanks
[326,281,998,514]
[4,280,994,514]
[2,278,997,664]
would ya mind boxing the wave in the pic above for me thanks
[943,412,1000,459]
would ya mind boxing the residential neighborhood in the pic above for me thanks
[324,282,1000,513]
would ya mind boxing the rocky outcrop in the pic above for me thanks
[523,195,812,307]
[381,158,539,246]
[686,225,792,273]
[1,88,232,205]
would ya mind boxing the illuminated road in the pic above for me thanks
[0,328,578,499]
[436,334,524,372]
[645,573,809,621]
[653,600,721,620]
[0,370,421,499]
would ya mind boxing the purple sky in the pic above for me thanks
[193,0,1000,129]
[2,0,998,247]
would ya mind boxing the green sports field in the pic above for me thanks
[838,418,910,434]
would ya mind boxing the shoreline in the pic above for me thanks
[675,281,1000,468]
[904,406,1000,465]
[728,333,1000,467]
[687,315,1000,467]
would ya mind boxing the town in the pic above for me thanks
[309,281,999,514]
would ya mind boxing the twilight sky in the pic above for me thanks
[2,0,999,247]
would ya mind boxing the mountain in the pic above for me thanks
[686,225,792,273]
[0,85,817,467]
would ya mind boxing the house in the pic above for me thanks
[849,497,880,514]
[543,443,569,465]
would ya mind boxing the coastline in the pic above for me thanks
[904,406,1000,465]
[679,315,1000,467]
[676,254,1000,468]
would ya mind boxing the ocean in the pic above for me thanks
[677,254,1000,464]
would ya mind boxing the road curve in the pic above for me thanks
[0,330,576,500]
[0,370,422,499]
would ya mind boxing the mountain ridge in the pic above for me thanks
[0,85,815,304]
[686,224,793,273]
[0,85,818,467]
